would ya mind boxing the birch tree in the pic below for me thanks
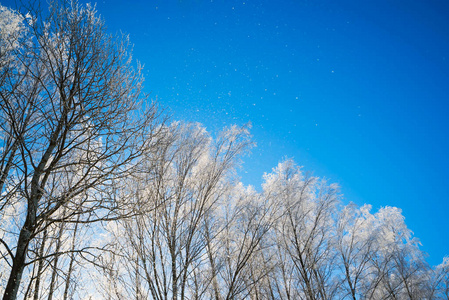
[432,257,449,299]
[101,123,252,300]
[204,183,276,300]
[336,203,379,299]
[264,160,340,300]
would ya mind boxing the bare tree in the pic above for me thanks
[431,257,449,299]
[203,183,276,300]
[265,160,340,300]
[0,1,161,298]
[351,206,427,300]
[335,203,378,299]
[99,122,252,300]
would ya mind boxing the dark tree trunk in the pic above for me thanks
[3,215,35,300]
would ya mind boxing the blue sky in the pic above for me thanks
[5,0,449,265]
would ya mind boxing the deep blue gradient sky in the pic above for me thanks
[5,0,449,265]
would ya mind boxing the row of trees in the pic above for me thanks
[0,1,448,299]
[97,157,449,300]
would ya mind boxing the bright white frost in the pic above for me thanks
[0,5,30,66]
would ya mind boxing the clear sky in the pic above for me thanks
[4,0,449,266]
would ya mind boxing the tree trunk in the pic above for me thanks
[48,221,65,300]
[63,215,80,300]
[3,216,35,300]
[33,228,48,300]
[4,148,48,299]
[205,225,220,300]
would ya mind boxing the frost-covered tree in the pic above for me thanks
[360,206,424,299]
[207,183,276,300]
[0,5,29,73]
[99,123,252,300]
[431,257,449,299]
[336,203,432,299]
[0,1,161,298]
[262,160,340,300]
[336,203,378,299]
